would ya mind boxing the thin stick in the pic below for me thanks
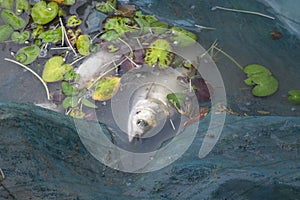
[70,55,86,66]
[170,119,176,131]
[4,58,50,100]
[212,6,275,20]
[211,44,244,71]
[118,38,133,58]
[59,17,65,46]
[0,168,4,180]
[60,17,77,56]
[195,24,216,30]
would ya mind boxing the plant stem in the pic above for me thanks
[4,58,51,100]
[212,6,275,20]
[212,45,244,71]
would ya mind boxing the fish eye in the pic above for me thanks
[136,119,148,129]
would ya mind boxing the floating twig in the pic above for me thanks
[0,168,5,180]
[211,6,275,20]
[170,119,176,131]
[70,55,86,66]
[210,42,244,71]
[195,24,216,30]
[118,37,134,58]
[59,17,77,56]
[4,58,50,100]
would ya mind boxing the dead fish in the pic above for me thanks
[121,67,198,142]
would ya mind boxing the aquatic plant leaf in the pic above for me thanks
[63,69,79,81]
[81,98,98,108]
[288,90,300,104]
[15,0,30,15]
[243,64,272,76]
[100,30,119,41]
[134,11,158,32]
[1,9,27,30]
[61,81,78,96]
[67,15,82,27]
[103,16,136,36]
[31,1,58,25]
[170,27,197,47]
[244,74,278,97]
[38,27,62,43]
[42,56,73,82]
[63,0,76,6]
[69,107,85,118]
[95,0,116,14]
[31,25,44,39]
[144,39,173,68]
[0,0,14,10]
[15,45,40,65]
[167,93,186,109]
[0,24,14,42]
[76,34,91,56]
[151,21,169,34]
[11,31,30,44]
[62,96,79,109]
[92,76,120,101]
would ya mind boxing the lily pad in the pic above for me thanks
[62,96,79,109]
[170,27,197,47]
[0,0,14,10]
[76,34,90,56]
[100,30,119,41]
[92,76,120,101]
[67,15,82,27]
[63,69,79,81]
[1,9,27,30]
[69,107,85,118]
[42,56,73,82]
[81,98,98,108]
[15,0,30,15]
[167,92,186,109]
[95,0,116,14]
[63,0,76,6]
[15,45,40,65]
[38,27,62,43]
[103,16,137,36]
[288,90,300,104]
[144,39,173,68]
[0,24,14,42]
[134,11,158,32]
[243,64,272,76]
[31,1,58,25]
[61,81,78,96]
[11,31,30,44]
[244,74,278,97]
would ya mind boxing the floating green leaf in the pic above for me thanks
[69,107,85,118]
[0,24,14,42]
[62,96,79,109]
[67,15,82,27]
[95,0,116,14]
[76,34,91,56]
[288,90,300,104]
[82,98,98,108]
[244,75,278,97]
[144,39,173,68]
[61,81,78,96]
[167,93,186,109]
[11,31,30,44]
[170,27,197,47]
[15,45,40,65]
[92,76,120,101]
[100,30,119,41]
[63,69,79,81]
[103,16,137,36]
[31,25,44,39]
[134,11,158,32]
[31,1,58,25]
[0,0,14,10]
[151,21,169,34]
[15,0,30,15]
[1,9,26,30]
[243,64,272,76]
[38,27,62,43]
[63,0,76,6]
[42,56,73,82]
[243,64,278,97]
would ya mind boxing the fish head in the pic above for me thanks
[128,99,167,142]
